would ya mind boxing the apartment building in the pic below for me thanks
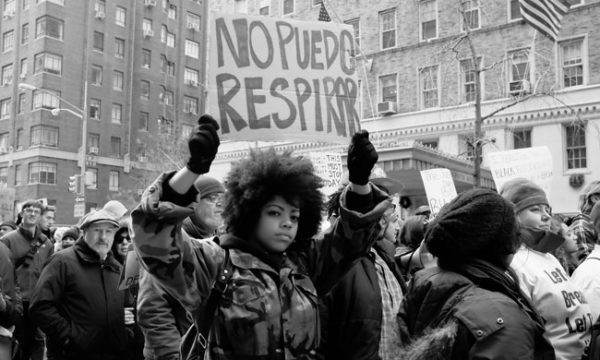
[0,0,208,223]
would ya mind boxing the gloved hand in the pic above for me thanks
[347,130,378,185]
[186,114,220,174]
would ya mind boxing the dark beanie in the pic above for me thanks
[425,189,518,268]
[0,220,17,230]
[193,176,225,199]
[500,178,549,213]
[62,227,80,240]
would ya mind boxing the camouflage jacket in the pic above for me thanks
[131,172,319,360]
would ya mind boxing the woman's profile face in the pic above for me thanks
[517,204,551,230]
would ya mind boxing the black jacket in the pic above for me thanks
[29,238,130,360]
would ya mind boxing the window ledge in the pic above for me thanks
[564,169,591,176]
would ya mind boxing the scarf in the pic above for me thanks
[519,226,565,253]
[182,217,214,239]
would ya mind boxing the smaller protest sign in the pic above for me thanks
[118,247,141,290]
[420,168,458,216]
[486,146,553,195]
[308,152,343,195]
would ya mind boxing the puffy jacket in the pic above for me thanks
[315,183,407,360]
[398,266,555,360]
[29,238,130,360]
[131,172,320,360]
[0,241,22,329]
[1,226,53,301]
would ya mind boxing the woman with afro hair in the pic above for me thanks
[131,115,324,359]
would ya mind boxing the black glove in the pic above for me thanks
[186,114,220,174]
[347,130,378,185]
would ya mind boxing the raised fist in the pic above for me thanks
[347,130,378,185]
[186,114,220,174]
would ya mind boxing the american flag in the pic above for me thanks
[519,0,571,40]
[318,2,331,22]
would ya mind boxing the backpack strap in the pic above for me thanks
[195,248,233,350]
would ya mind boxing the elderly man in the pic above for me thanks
[29,201,131,360]
[137,175,225,360]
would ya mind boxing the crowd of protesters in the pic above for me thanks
[0,115,600,360]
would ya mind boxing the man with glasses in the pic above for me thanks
[137,175,225,360]
[1,200,53,360]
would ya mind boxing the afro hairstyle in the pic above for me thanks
[223,147,324,242]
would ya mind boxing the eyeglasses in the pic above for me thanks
[23,208,41,215]
[202,193,224,204]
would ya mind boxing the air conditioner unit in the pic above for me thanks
[95,11,105,19]
[19,73,26,80]
[186,79,198,87]
[377,101,398,115]
[138,156,148,162]
[2,10,15,19]
[144,0,156,7]
[187,22,199,31]
[2,81,11,87]
[509,79,531,96]
[143,29,154,38]
[142,64,150,69]
[88,146,99,155]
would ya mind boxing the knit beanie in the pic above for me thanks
[425,189,518,268]
[193,176,225,199]
[0,220,17,230]
[62,227,80,240]
[499,178,549,213]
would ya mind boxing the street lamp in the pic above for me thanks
[18,82,89,209]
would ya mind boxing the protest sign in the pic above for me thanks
[486,146,553,195]
[420,168,458,216]
[118,247,141,290]
[208,13,360,144]
[308,152,343,195]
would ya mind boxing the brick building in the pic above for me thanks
[213,0,600,213]
[0,0,208,224]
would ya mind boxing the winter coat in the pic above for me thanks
[1,226,53,301]
[398,266,556,360]
[0,241,22,329]
[131,172,320,360]
[315,183,407,360]
[29,238,130,360]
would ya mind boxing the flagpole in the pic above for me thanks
[529,29,537,92]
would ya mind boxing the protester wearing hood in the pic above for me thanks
[568,180,600,265]
[501,178,592,360]
[30,200,133,360]
[132,115,324,359]
[137,175,225,360]
[397,189,554,360]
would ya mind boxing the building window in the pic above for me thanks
[109,170,119,191]
[161,26,175,47]
[184,67,199,85]
[19,58,27,77]
[33,89,60,110]
[94,0,105,13]
[17,93,25,114]
[88,133,99,152]
[565,123,586,169]
[167,3,177,19]
[380,9,395,50]
[379,74,397,103]
[159,117,174,135]
[420,0,437,41]
[282,0,294,15]
[15,128,23,149]
[4,0,15,13]
[187,12,200,29]
[34,52,62,75]
[21,23,29,45]
[142,49,151,68]
[259,5,269,15]
[160,56,175,75]
[460,58,480,102]
[420,65,439,108]
[14,164,22,186]
[513,129,531,149]
[140,80,150,100]
[2,31,14,52]
[93,31,104,52]
[344,18,360,55]
[182,124,193,139]
[0,98,10,120]
[35,16,64,40]
[113,70,123,91]
[110,137,121,157]
[115,6,126,26]
[0,168,7,187]
[22,0,28,10]
[159,87,173,106]
[30,125,58,147]
[28,162,56,185]
[139,112,149,131]
[143,18,152,33]
[111,103,122,123]
[185,39,199,58]
[0,133,7,150]
[114,38,125,58]
[508,48,530,95]
[461,0,480,30]
[1,64,12,86]
[560,38,585,88]
[89,98,101,120]
[183,96,198,114]
[87,168,98,189]
[508,0,522,21]
[91,65,103,85]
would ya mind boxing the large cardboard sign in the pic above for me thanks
[308,152,343,195]
[208,13,360,144]
[486,147,553,195]
[420,168,458,216]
